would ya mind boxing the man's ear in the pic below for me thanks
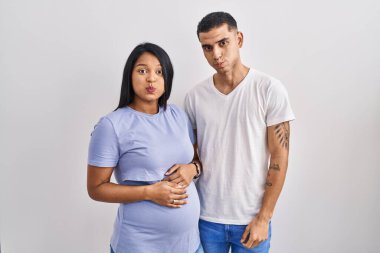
[237,31,244,48]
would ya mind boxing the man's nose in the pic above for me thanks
[213,47,222,61]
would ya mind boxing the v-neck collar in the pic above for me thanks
[210,69,253,98]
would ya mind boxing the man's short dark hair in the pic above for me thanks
[197,12,238,37]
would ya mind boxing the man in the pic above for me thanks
[184,12,295,253]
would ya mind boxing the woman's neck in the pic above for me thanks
[129,101,159,115]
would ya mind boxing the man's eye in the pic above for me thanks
[203,46,212,52]
[219,41,228,46]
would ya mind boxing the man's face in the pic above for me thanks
[198,24,243,74]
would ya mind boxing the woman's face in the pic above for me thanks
[131,52,165,106]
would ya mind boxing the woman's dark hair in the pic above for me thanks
[197,12,238,37]
[115,42,174,111]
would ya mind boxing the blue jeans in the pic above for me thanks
[199,219,271,253]
[110,243,203,253]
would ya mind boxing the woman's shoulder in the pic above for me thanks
[165,104,187,117]
[164,104,191,126]
[102,107,127,122]
[93,107,132,131]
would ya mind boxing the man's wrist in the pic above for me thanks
[191,161,201,179]
[256,211,272,223]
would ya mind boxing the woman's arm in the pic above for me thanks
[87,165,188,207]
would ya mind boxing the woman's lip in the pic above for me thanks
[146,87,156,93]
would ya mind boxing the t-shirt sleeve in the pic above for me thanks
[184,93,196,130]
[172,103,196,145]
[265,80,296,126]
[88,117,119,167]
[184,112,196,145]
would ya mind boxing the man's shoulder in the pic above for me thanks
[251,69,280,84]
[186,76,211,97]
[250,69,284,91]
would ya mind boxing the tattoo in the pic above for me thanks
[269,163,280,171]
[274,123,289,149]
[265,170,273,187]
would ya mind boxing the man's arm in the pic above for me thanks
[241,121,291,248]
[164,130,202,186]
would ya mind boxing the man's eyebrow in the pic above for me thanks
[201,37,229,47]
[217,37,229,43]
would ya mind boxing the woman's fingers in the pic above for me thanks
[170,188,187,196]
[170,177,185,184]
[166,195,188,208]
[166,181,185,190]
[172,193,188,200]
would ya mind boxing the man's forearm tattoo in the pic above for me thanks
[269,163,280,171]
[265,170,273,187]
[266,164,281,187]
[274,123,290,149]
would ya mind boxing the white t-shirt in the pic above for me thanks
[184,69,295,224]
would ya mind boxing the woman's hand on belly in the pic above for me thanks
[162,163,197,187]
[145,181,188,208]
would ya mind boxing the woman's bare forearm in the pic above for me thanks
[88,181,149,203]
[87,165,149,203]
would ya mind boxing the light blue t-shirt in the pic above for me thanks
[88,104,200,253]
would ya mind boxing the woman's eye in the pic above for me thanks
[156,69,163,75]
[138,69,147,74]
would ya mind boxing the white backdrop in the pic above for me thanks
[1,0,379,252]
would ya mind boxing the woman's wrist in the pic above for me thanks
[143,185,152,201]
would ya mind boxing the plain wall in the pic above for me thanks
[1,0,379,252]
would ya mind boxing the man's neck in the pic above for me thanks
[213,64,250,95]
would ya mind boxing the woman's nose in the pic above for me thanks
[146,73,157,82]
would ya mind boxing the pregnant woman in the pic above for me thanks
[87,43,202,253]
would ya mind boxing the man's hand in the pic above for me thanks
[162,164,197,187]
[240,216,270,249]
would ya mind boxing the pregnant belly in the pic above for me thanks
[120,182,200,234]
